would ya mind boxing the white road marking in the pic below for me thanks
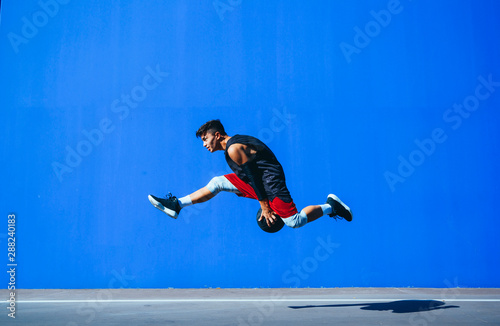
[7,298,500,303]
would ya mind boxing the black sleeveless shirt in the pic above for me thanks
[224,134,292,202]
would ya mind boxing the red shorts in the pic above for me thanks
[224,173,298,218]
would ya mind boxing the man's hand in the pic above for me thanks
[258,200,280,227]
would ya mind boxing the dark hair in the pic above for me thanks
[196,119,227,138]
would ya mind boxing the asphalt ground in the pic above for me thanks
[1,288,500,325]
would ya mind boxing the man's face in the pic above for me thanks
[201,131,219,153]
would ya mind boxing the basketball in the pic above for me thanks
[256,208,284,233]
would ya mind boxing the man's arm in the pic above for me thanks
[227,144,279,227]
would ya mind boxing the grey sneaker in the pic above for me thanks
[148,193,181,218]
[326,194,352,222]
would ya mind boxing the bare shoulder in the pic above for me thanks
[227,143,251,165]
[227,143,246,157]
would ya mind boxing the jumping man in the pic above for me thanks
[148,120,352,228]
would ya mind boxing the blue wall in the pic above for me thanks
[1,0,499,289]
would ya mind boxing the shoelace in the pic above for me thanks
[330,208,344,221]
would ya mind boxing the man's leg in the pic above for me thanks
[183,187,215,204]
[278,194,353,229]
[301,205,324,222]
[300,199,350,221]
[148,176,241,218]
[179,175,240,206]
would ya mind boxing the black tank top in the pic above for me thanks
[224,134,292,202]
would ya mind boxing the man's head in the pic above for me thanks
[196,119,228,152]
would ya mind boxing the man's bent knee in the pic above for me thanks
[205,176,240,194]
[282,211,308,228]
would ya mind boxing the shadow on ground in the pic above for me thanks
[289,300,460,313]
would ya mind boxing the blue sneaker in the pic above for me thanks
[326,194,352,222]
[148,193,181,219]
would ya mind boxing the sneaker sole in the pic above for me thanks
[148,195,178,219]
[328,194,352,222]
